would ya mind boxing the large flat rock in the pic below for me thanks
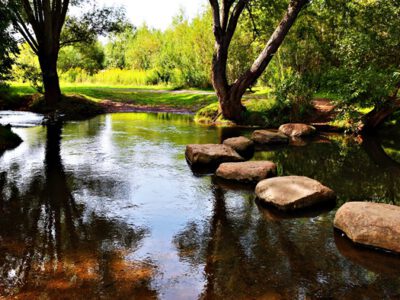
[251,130,289,145]
[334,202,400,253]
[255,176,336,211]
[185,144,244,166]
[223,136,254,157]
[216,161,277,183]
[279,123,316,137]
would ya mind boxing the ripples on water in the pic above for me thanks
[0,112,400,299]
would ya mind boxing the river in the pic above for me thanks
[0,112,399,299]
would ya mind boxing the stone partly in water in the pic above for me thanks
[255,176,336,211]
[216,161,277,183]
[0,124,23,151]
[185,144,244,167]
[223,136,254,157]
[334,202,400,254]
[279,123,316,137]
[251,130,289,145]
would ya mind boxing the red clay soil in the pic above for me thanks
[307,98,338,131]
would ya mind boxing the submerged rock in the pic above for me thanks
[0,124,23,151]
[255,176,336,211]
[334,202,400,254]
[216,161,277,183]
[185,144,244,166]
[279,123,316,137]
[223,136,254,157]
[251,130,289,145]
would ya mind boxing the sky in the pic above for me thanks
[97,0,207,30]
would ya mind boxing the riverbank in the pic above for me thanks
[1,84,342,130]
[3,84,217,113]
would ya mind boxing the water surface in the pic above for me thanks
[0,112,400,299]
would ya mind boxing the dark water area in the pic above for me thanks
[0,112,400,299]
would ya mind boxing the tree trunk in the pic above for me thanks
[360,99,400,133]
[39,53,61,108]
[209,0,309,124]
[217,89,246,121]
[211,40,247,122]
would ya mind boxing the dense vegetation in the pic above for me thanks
[1,0,399,130]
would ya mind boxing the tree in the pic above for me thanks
[4,0,125,107]
[307,0,400,132]
[209,0,309,122]
[58,41,105,75]
[0,5,18,86]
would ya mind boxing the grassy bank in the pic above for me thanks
[3,84,349,129]
[6,84,217,112]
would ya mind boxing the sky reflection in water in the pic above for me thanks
[0,112,400,299]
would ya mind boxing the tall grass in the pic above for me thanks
[60,68,160,86]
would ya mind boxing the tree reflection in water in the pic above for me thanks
[174,170,400,299]
[0,123,158,299]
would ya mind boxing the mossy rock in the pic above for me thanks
[194,101,287,127]
[0,125,23,151]
[194,102,220,124]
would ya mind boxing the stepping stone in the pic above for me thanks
[216,161,277,183]
[251,130,289,145]
[255,176,336,211]
[223,136,254,157]
[185,144,244,166]
[334,202,400,254]
[279,123,316,137]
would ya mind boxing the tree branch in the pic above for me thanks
[225,0,248,44]
[209,0,222,42]
[13,21,39,53]
[236,0,309,91]
[11,10,40,53]
[21,0,40,34]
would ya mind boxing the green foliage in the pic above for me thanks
[273,71,314,120]
[60,69,159,86]
[103,12,214,88]
[317,0,400,107]
[124,26,162,70]
[195,95,291,127]
[61,5,128,47]
[58,42,105,75]
[13,44,43,93]
[104,26,135,69]
[0,5,18,85]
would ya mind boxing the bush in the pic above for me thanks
[273,72,314,121]
[60,68,161,86]
[195,98,292,128]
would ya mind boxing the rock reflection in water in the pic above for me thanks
[0,122,157,299]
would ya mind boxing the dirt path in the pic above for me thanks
[99,95,338,125]
[310,98,337,123]
[99,100,194,114]
[123,89,215,95]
